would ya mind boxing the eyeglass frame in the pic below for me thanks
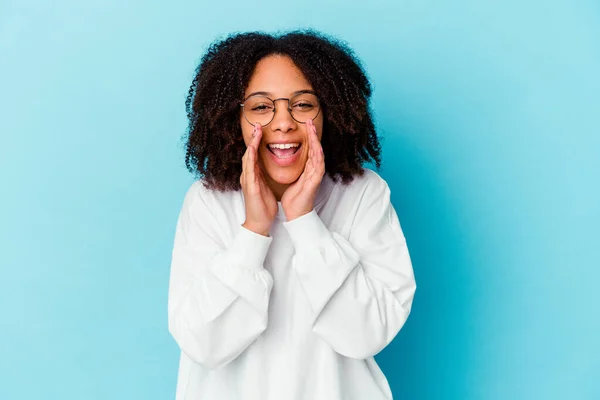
[239,90,322,127]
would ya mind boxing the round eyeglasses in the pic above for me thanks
[240,91,321,127]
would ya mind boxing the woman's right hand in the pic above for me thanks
[240,123,277,236]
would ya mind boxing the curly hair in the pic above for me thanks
[183,29,382,191]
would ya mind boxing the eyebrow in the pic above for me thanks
[245,89,316,99]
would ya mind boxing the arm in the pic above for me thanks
[168,182,274,370]
[282,177,416,359]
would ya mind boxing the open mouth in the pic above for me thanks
[267,143,302,159]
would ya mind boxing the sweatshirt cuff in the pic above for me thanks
[283,209,331,249]
[228,224,273,270]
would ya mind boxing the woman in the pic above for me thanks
[168,30,417,400]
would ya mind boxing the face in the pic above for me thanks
[240,55,324,189]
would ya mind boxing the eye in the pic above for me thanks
[251,103,274,113]
[292,102,314,111]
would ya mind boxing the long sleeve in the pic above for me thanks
[282,176,416,360]
[168,182,274,370]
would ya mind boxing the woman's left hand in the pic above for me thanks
[281,118,325,221]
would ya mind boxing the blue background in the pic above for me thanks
[1,0,598,399]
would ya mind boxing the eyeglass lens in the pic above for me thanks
[242,93,320,126]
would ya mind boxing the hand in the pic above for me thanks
[240,123,278,236]
[281,119,325,221]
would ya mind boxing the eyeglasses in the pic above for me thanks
[240,91,321,127]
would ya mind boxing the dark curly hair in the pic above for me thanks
[183,29,382,191]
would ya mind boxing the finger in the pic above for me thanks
[306,119,314,161]
[315,139,324,169]
[309,119,318,161]
[243,125,256,168]
[244,125,260,185]
[250,147,263,195]
[247,141,255,183]
[252,125,264,183]
[310,119,324,167]
[251,123,262,152]
[306,120,323,179]
[241,142,248,185]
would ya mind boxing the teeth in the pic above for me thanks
[268,143,300,149]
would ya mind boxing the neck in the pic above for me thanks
[264,175,289,202]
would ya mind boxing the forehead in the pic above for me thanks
[245,55,313,96]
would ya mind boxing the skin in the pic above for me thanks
[239,55,325,236]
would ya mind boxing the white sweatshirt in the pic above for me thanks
[168,168,416,400]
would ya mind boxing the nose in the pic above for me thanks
[269,99,297,132]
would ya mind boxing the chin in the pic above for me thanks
[265,166,303,184]
[257,145,308,184]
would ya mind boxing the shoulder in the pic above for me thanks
[185,178,240,201]
[323,168,391,221]
[358,168,388,188]
[339,167,391,199]
[181,179,236,212]
[180,179,242,226]
[181,179,207,208]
